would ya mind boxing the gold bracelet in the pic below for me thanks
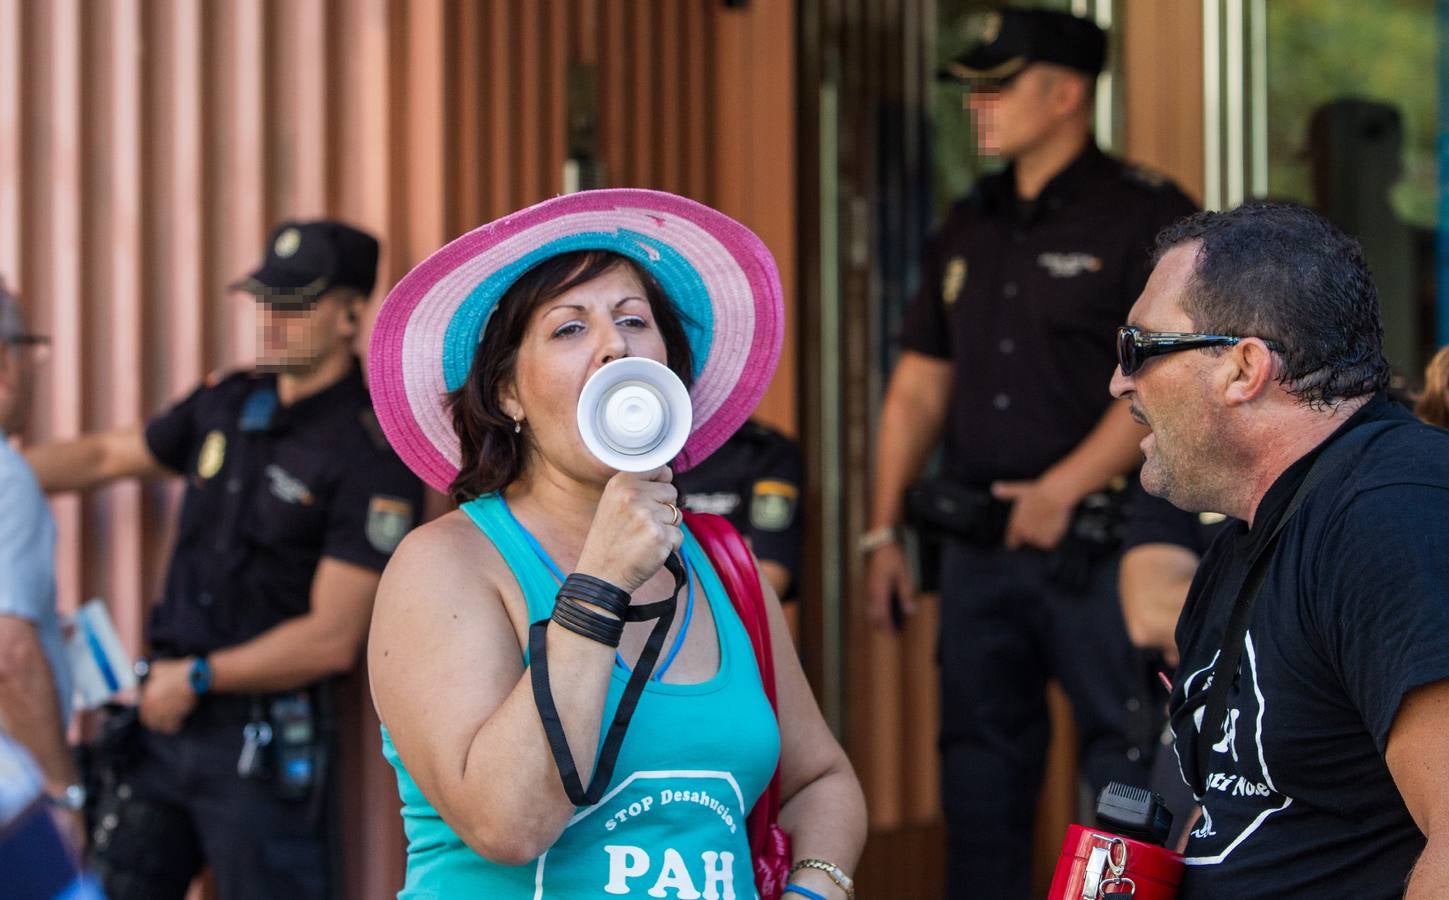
[790,858,855,900]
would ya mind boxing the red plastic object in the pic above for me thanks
[1046,824,1183,899]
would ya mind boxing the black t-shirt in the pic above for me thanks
[1169,395,1449,898]
[143,362,424,657]
[676,421,804,601]
[898,144,1197,484]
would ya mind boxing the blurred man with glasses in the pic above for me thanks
[0,279,86,851]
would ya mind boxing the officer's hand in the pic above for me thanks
[576,468,684,594]
[865,540,916,632]
[139,658,198,735]
[992,479,1075,551]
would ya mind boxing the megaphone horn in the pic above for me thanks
[576,358,693,472]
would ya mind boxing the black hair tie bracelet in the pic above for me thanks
[531,554,686,806]
[558,572,631,620]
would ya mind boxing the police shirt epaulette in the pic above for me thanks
[205,367,240,388]
[738,421,770,441]
[1121,162,1169,190]
[358,408,392,452]
[206,367,258,389]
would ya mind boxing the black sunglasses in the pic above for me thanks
[257,294,324,313]
[1116,325,1285,376]
[3,334,50,348]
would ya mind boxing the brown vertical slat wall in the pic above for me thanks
[797,1,951,894]
[1122,0,1206,202]
[1,2,794,897]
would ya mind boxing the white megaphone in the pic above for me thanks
[577,357,692,472]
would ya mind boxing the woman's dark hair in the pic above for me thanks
[447,250,694,502]
[1153,201,1390,407]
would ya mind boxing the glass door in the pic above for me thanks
[1211,0,1444,386]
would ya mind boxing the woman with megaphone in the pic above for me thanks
[364,190,865,899]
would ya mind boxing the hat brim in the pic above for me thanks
[367,189,785,494]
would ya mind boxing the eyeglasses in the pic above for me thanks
[1116,325,1285,376]
[2,334,51,365]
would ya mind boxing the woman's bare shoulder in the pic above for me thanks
[372,509,523,629]
[369,510,529,787]
[370,510,523,704]
[382,509,507,584]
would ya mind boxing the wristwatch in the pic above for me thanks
[188,656,213,695]
[856,525,900,555]
[48,783,86,811]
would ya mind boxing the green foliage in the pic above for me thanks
[1267,0,1438,227]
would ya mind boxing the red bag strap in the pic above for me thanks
[683,512,791,889]
[682,512,778,713]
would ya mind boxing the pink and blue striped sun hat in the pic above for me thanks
[367,188,784,494]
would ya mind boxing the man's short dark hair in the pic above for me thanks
[1154,201,1390,406]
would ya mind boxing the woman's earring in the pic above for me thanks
[513,419,523,434]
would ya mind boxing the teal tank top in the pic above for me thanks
[381,493,780,899]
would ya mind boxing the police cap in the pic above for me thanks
[0,277,45,348]
[231,220,380,303]
[940,7,1106,83]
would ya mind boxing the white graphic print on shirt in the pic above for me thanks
[1175,633,1295,866]
[532,769,751,899]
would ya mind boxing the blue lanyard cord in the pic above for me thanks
[499,497,694,681]
[653,555,694,678]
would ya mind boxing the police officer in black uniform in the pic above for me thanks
[26,220,424,900]
[860,9,1197,898]
[675,419,804,601]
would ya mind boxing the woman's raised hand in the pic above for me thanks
[575,467,684,594]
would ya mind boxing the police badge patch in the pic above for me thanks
[1036,252,1103,278]
[978,10,1003,45]
[197,430,226,480]
[274,227,302,258]
[942,257,967,306]
[749,480,798,532]
[366,495,414,554]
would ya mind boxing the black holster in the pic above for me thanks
[76,704,144,833]
[907,476,1127,593]
[905,478,1011,547]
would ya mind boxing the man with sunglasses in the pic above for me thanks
[862,7,1196,896]
[1110,202,1449,898]
[24,222,424,900]
[0,280,87,853]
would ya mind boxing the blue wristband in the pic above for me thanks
[188,656,212,695]
[783,886,829,900]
